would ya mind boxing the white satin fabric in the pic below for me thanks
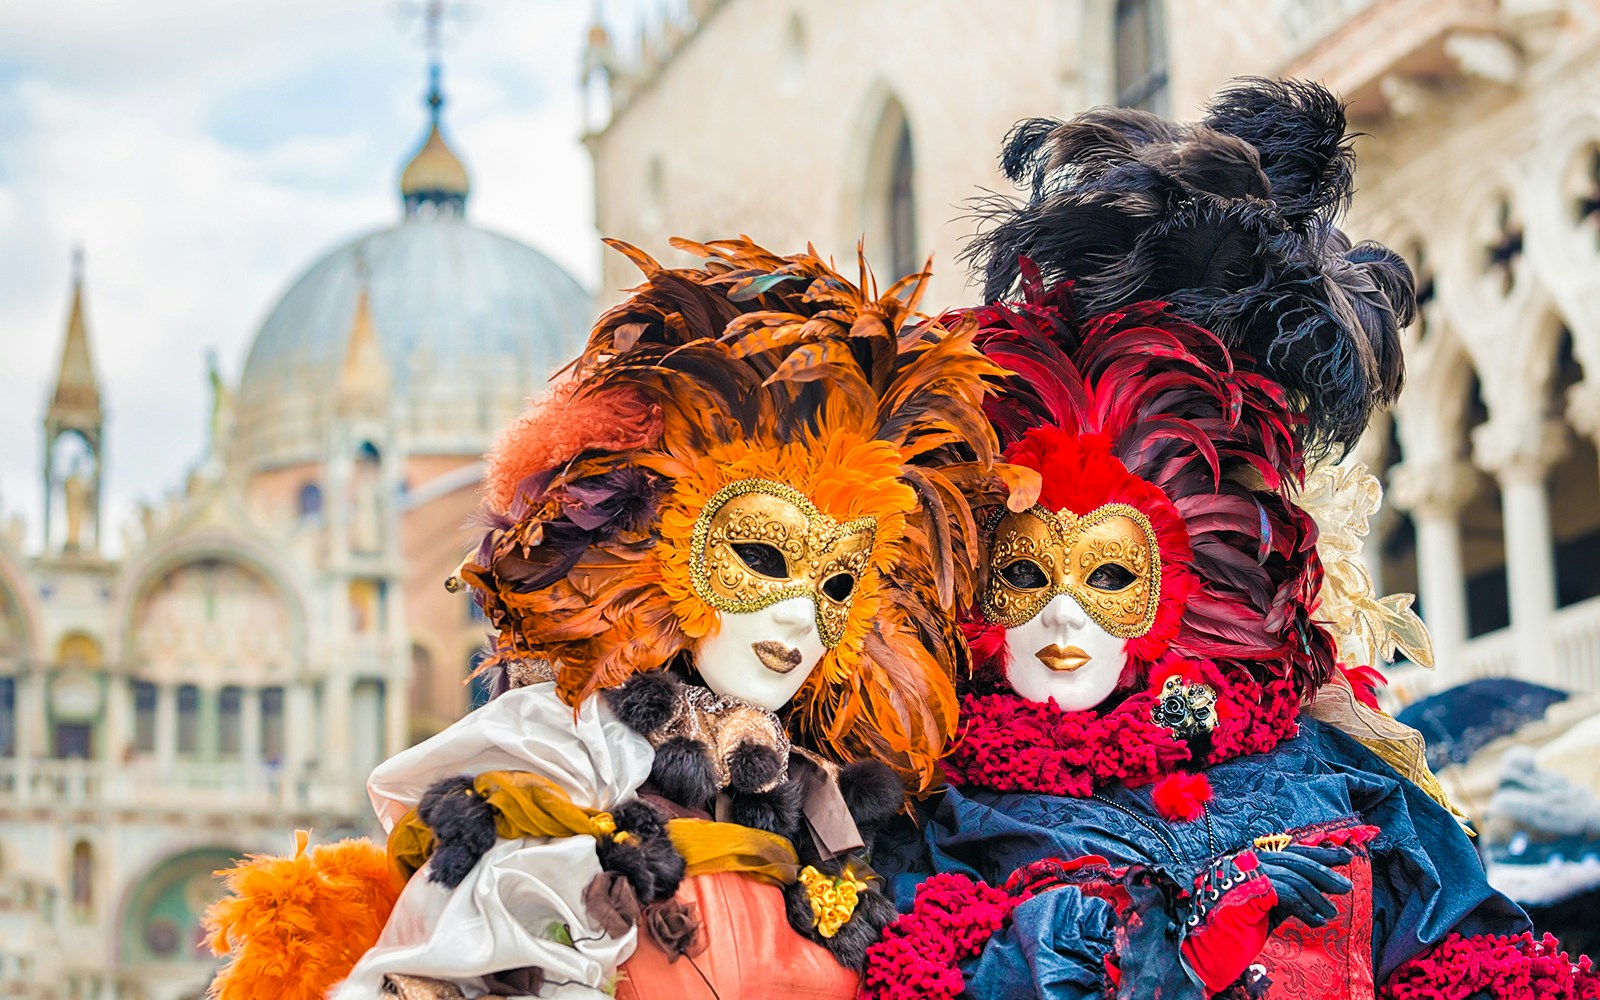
[332,682,655,1000]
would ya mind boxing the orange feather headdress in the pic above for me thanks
[465,237,1017,788]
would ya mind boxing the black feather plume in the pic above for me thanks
[967,77,1413,457]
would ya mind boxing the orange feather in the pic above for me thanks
[204,832,400,1000]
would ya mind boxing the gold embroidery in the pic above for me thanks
[690,479,875,648]
[981,502,1161,636]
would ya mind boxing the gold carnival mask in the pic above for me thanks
[981,503,1161,637]
[690,479,877,648]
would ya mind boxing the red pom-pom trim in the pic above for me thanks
[860,873,1026,1000]
[1380,932,1600,999]
[1152,772,1212,823]
[945,657,1301,797]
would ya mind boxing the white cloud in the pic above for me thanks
[0,0,603,554]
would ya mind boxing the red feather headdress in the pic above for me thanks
[956,276,1335,702]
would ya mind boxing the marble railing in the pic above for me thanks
[0,758,367,814]
[1394,595,1600,703]
[1551,596,1600,693]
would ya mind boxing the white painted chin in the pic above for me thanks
[694,596,826,711]
[1003,593,1127,711]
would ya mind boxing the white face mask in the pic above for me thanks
[694,595,827,711]
[1003,592,1127,711]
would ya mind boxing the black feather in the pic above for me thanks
[1203,77,1354,223]
[968,77,1412,457]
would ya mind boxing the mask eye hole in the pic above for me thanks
[999,560,1049,590]
[1086,563,1136,591]
[821,573,855,602]
[732,542,788,579]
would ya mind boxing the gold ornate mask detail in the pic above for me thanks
[981,502,1161,636]
[690,479,876,648]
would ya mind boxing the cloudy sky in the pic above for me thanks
[0,0,648,552]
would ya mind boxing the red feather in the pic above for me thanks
[1153,772,1213,823]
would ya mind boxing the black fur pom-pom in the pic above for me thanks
[728,775,804,839]
[602,670,682,736]
[610,797,668,840]
[595,829,686,905]
[782,877,898,971]
[725,740,785,794]
[649,736,717,811]
[417,775,499,889]
[838,760,905,845]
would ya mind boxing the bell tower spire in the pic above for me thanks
[42,247,106,556]
[398,0,470,218]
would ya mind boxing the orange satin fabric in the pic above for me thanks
[614,872,860,1000]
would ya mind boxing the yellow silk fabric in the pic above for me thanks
[666,817,799,886]
[387,769,801,888]
[388,770,614,882]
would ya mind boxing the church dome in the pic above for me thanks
[232,82,593,474]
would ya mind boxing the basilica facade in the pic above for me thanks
[0,83,593,999]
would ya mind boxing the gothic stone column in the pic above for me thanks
[1567,380,1600,494]
[153,682,177,769]
[1473,417,1568,679]
[1388,460,1479,673]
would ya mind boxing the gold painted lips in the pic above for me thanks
[1036,643,1091,672]
[752,640,804,674]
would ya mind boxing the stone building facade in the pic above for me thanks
[581,0,1600,704]
[0,76,593,999]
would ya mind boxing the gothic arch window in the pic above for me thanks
[71,840,93,919]
[1547,329,1600,609]
[1564,142,1600,249]
[861,96,919,284]
[409,642,436,739]
[1114,0,1169,114]
[261,687,285,764]
[297,482,323,519]
[1460,375,1509,637]
[1376,418,1419,613]
[0,676,14,757]
[176,684,200,756]
[1405,241,1436,343]
[218,686,242,757]
[133,681,157,754]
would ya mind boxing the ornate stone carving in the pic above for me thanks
[1444,30,1523,83]
[1386,459,1481,518]
[1471,416,1570,482]
[1565,380,1600,439]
